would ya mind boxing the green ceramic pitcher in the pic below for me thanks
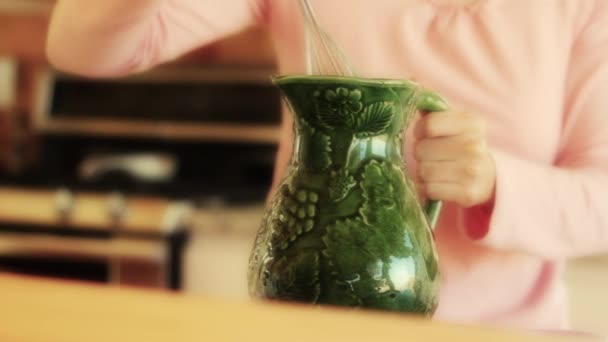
[247,75,448,315]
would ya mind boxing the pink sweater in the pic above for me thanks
[47,0,608,332]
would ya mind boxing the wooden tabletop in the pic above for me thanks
[0,273,598,342]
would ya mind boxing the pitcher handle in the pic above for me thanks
[416,90,449,230]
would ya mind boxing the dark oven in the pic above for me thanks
[16,66,283,203]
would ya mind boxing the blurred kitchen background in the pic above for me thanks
[0,0,606,336]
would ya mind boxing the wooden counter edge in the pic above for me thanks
[0,273,599,342]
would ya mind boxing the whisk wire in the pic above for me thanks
[299,0,357,77]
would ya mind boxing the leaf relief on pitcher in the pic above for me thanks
[314,87,362,129]
[264,251,321,303]
[299,118,332,171]
[270,185,320,251]
[328,169,357,202]
[360,160,417,258]
[363,160,439,282]
[322,160,415,302]
[250,183,286,257]
[353,102,395,138]
[313,87,395,138]
[248,189,284,294]
[359,160,399,224]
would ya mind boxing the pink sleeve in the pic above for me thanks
[47,0,268,77]
[461,0,608,260]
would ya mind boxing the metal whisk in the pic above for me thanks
[299,0,357,77]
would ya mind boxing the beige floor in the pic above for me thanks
[183,206,608,337]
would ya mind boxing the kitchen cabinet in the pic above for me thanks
[0,186,193,289]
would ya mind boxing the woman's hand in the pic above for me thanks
[414,110,496,208]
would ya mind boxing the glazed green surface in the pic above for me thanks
[248,76,447,315]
